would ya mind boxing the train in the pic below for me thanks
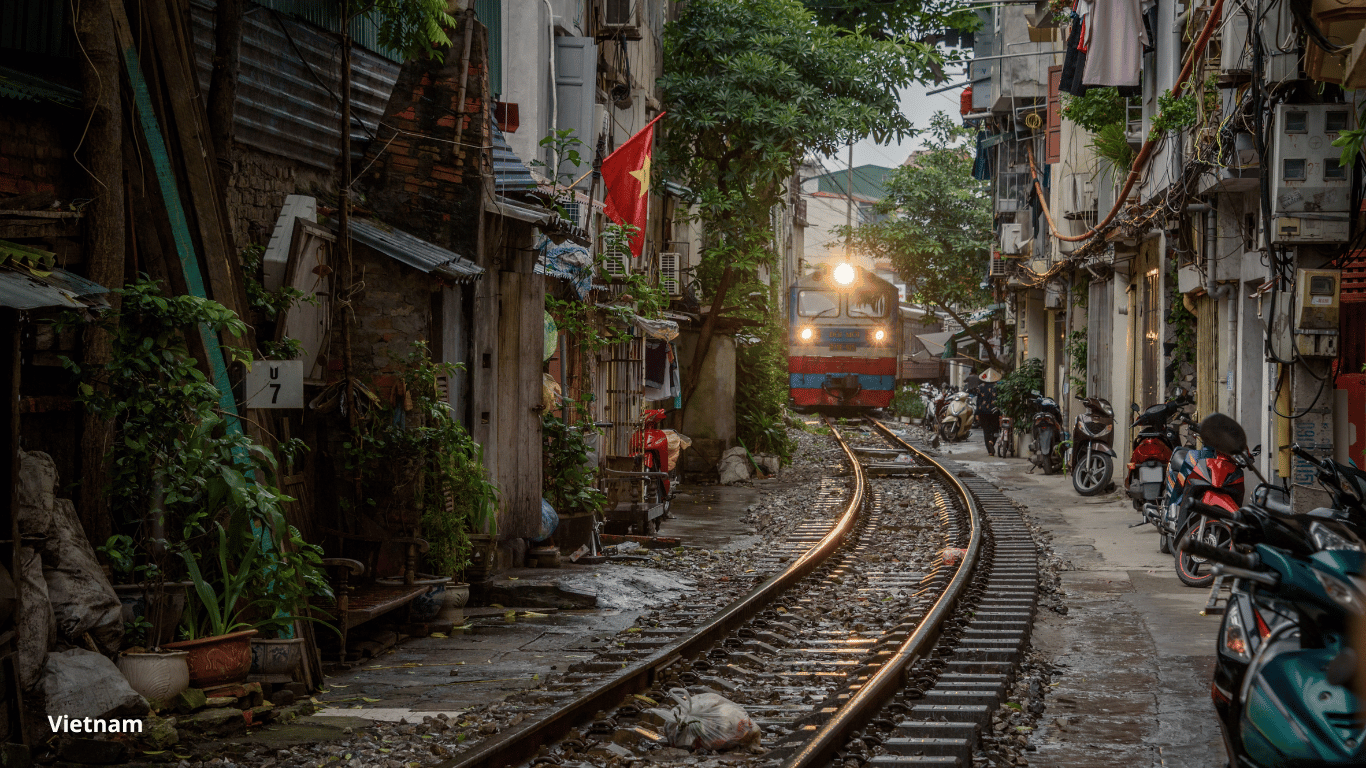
[787,263,901,409]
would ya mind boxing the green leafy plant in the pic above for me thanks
[1065,330,1087,398]
[63,278,333,638]
[1150,89,1198,136]
[341,342,495,577]
[891,383,927,419]
[735,283,795,462]
[179,524,259,640]
[1061,88,1128,134]
[996,358,1045,429]
[239,245,317,360]
[1332,101,1366,168]
[542,406,607,519]
[1166,262,1197,383]
[1091,122,1137,178]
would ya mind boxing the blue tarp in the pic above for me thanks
[534,236,593,299]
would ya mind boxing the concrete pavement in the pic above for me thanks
[935,431,1227,768]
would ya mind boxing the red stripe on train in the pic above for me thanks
[791,388,894,408]
[787,356,897,375]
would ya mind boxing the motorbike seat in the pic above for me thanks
[1170,446,1193,470]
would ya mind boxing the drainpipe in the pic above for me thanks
[542,0,557,166]
[451,6,476,153]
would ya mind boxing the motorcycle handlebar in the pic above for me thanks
[1182,540,1259,570]
[1291,444,1328,469]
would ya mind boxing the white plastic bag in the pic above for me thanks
[646,688,760,751]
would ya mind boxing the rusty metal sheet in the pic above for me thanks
[188,0,400,171]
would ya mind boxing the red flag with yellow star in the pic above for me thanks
[601,112,666,258]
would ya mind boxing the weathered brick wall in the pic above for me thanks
[359,16,488,257]
[341,249,434,380]
[223,145,332,251]
[0,102,74,201]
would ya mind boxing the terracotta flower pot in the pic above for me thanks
[250,637,304,676]
[117,650,190,701]
[163,629,258,688]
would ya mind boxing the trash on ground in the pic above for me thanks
[646,688,761,751]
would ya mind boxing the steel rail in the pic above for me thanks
[436,417,867,768]
[782,419,985,768]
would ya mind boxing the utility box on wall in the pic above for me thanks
[1294,268,1342,357]
[1271,104,1353,244]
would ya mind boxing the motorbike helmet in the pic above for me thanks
[1198,413,1247,456]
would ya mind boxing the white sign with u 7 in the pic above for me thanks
[246,360,303,409]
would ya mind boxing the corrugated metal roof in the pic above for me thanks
[188,0,401,171]
[492,121,538,194]
[250,0,404,62]
[0,267,109,310]
[0,65,80,107]
[341,218,483,283]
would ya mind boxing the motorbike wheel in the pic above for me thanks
[939,422,956,444]
[1038,430,1055,475]
[1159,534,1171,555]
[1174,518,1235,587]
[1071,452,1114,496]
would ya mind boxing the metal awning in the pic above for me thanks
[342,218,484,283]
[0,66,81,107]
[916,331,953,357]
[492,121,537,195]
[0,267,109,310]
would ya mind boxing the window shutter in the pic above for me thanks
[1046,65,1062,164]
[554,37,598,190]
[473,0,502,97]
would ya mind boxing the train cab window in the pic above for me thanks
[848,288,888,318]
[797,290,839,317]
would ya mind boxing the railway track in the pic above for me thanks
[437,419,1041,768]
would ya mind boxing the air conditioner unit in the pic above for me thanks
[1063,174,1096,220]
[659,251,682,296]
[600,0,641,38]
[559,201,585,229]
[601,243,631,277]
[999,223,1023,255]
[988,252,1007,277]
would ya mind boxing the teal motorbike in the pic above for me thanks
[1178,417,1366,767]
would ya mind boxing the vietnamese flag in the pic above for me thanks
[601,112,666,258]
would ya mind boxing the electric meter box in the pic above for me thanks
[1270,104,1354,244]
[1293,268,1341,357]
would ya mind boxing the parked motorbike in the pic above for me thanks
[1149,413,1247,586]
[995,415,1016,458]
[938,391,975,443]
[1125,388,1195,511]
[1203,442,1366,765]
[1026,391,1064,475]
[1067,395,1116,496]
[1182,450,1366,768]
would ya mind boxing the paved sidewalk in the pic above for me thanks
[935,432,1226,768]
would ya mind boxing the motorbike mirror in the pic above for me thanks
[1198,413,1248,456]
[1251,444,1262,457]
[1030,390,1041,397]
[1131,402,1140,413]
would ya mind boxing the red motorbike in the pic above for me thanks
[1125,387,1194,514]
[1157,414,1246,587]
[628,409,675,498]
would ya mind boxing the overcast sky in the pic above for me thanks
[816,75,969,173]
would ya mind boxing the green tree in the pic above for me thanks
[845,112,1001,368]
[659,0,944,403]
[801,0,980,41]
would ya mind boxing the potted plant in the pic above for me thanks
[164,524,261,687]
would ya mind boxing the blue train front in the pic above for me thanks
[788,264,900,409]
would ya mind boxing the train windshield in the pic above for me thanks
[848,288,888,318]
[797,290,839,317]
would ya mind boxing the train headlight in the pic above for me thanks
[873,329,886,342]
[833,263,856,285]
[800,327,814,341]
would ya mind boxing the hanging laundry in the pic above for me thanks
[1082,0,1147,89]
[1060,12,1089,96]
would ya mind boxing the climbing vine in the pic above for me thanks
[1065,330,1088,398]
[1166,261,1197,383]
